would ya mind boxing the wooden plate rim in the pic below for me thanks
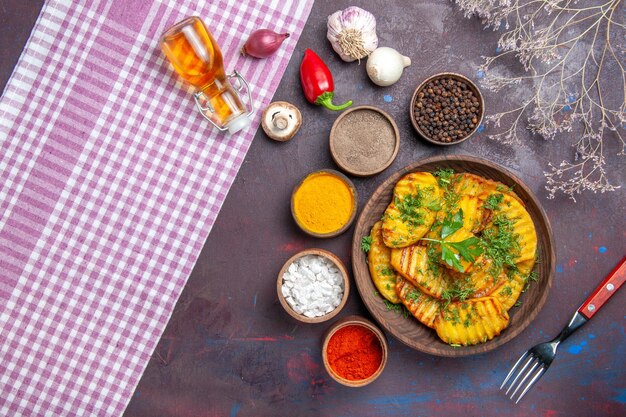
[351,155,556,356]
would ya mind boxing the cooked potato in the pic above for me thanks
[390,244,450,298]
[369,170,539,347]
[434,297,509,346]
[492,259,536,311]
[448,255,506,298]
[396,277,441,328]
[453,173,498,197]
[368,221,400,304]
[382,172,442,248]
[489,194,537,264]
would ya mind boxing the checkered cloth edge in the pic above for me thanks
[0,0,312,415]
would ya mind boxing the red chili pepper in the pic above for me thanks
[300,49,352,111]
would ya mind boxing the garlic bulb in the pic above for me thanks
[327,7,378,62]
[366,47,411,87]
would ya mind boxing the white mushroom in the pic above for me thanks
[261,101,302,141]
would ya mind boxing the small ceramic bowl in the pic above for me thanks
[409,72,484,146]
[290,169,358,238]
[277,248,350,324]
[322,315,388,387]
[329,106,400,177]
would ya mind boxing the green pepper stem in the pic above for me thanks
[315,91,352,111]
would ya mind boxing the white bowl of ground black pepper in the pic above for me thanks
[410,73,484,145]
[330,106,400,177]
[277,249,350,324]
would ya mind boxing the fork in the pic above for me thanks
[501,256,626,403]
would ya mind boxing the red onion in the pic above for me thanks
[241,29,290,58]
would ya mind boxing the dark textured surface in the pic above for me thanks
[2,1,624,416]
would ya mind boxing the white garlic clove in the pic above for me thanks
[366,47,411,87]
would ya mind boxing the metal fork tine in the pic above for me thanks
[510,360,540,399]
[505,354,534,395]
[500,351,530,389]
[515,366,546,404]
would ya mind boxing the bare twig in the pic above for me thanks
[455,0,625,200]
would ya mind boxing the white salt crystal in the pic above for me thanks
[280,254,345,318]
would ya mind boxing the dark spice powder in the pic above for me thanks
[413,77,481,143]
[332,109,396,173]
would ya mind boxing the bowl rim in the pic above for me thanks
[290,169,358,238]
[350,155,556,356]
[276,248,350,324]
[329,105,401,177]
[321,315,389,387]
[409,72,485,146]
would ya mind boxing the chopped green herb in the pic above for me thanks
[395,190,425,228]
[480,214,521,275]
[496,183,514,193]
[434,168,455,187]
[384,299,400,311]
[361,235,373,253]
[499,286,513,296]
[483,193,504,210]
[384,300,410,318]
[426,199,443,211]
[441,286,475,307]
[407,290,422,302]
[449,343,462,348]
[426,243,441,274]
[378,266,395,276]
[514,301,522,307]
[443,307,462,325]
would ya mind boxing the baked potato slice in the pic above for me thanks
[396,277,441,328]
[434,297,509,346]
[390,244,449,298]
[493,259,536,311]
[489,194,537,264]
[382,172,442,248]
[453,173,498,197]
[448,255,506,298]
[454,173,523,205]
[368,221,400,304]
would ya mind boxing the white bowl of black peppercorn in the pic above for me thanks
[410,73,484,145]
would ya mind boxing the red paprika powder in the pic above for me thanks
[326,324,383,381]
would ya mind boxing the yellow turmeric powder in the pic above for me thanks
[293,172,354,234]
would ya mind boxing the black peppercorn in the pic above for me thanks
[413,76,482,143]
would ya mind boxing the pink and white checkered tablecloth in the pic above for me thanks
[0,0,313,415]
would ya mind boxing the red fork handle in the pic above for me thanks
[578,256,626,319]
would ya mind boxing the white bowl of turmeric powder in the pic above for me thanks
[290,169,358,238]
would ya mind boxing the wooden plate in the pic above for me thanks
[351,155,555,356]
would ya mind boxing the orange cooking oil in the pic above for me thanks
[161,16,248,132]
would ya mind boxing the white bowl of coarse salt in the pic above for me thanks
[277,249,350,323]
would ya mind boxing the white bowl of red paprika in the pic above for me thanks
[322,315,388,387]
